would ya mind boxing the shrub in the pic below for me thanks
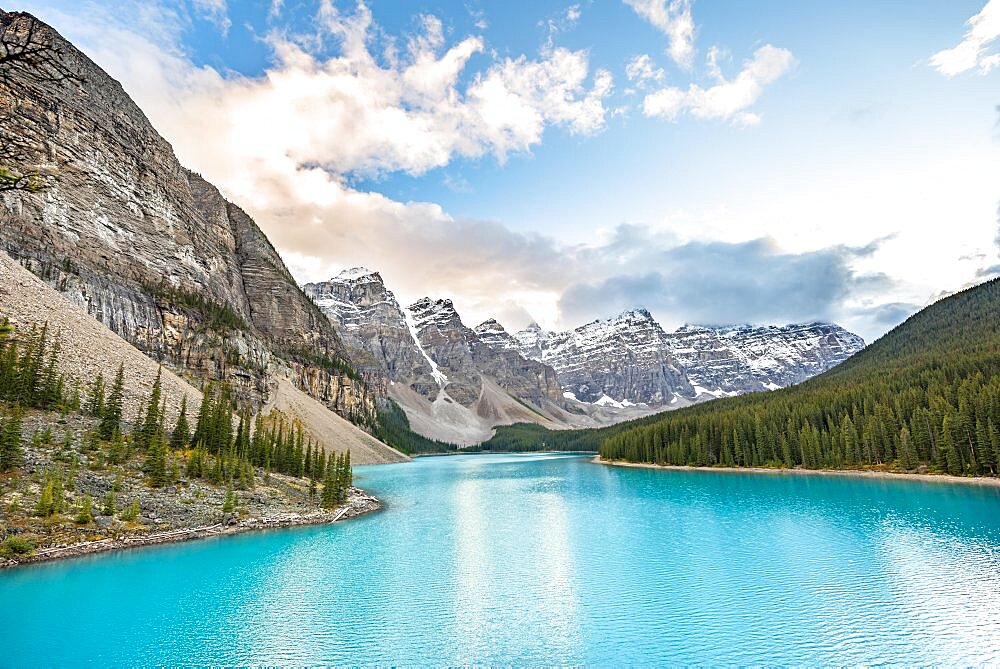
[0,535,35,557]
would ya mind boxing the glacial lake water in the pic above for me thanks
[3,452,1000,665]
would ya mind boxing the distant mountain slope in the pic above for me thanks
[664,322,865,393]
[501,310,695,405]
[0,10,374,424]
[600,278,1000,476]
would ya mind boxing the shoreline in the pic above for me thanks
[593,456,1000,488]
[413,449,597,458]
[1,490,381,570]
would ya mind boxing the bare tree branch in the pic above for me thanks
[0,12,82,86]
[0,12,84,193]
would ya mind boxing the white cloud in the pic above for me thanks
[642,44,794,124]
[566,4,582,23]
[931,0,1000,76]
[623,0,695,69]
[191,0,231,35]
[625,54,665,87]
[705,45,726,81]
[133,1,612,179]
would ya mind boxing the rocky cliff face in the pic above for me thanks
[0,11,374,422]
[407,299,564,409]
[304,269,566,444]
[304,263,865,441]
[712,322,865,389]
[303,268,437,393]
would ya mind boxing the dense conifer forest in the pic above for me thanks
[598,277,1000,475]
[372,399,460,454]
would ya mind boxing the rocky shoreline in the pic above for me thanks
[1,489,381,569]
[594,456,1000,488]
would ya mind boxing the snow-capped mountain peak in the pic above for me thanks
[407,297,464,332]
[474,318,519,351]
[333,266,381,282]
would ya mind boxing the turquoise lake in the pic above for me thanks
[3,452,1000,665]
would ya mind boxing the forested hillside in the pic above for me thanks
[599,278,1000,476]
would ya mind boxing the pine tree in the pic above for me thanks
[185,445,205,479]
[941,415,963,475]
[0,409,24,471]
[340,449,352,497]
[989,421,1000,477]
[102,489,116,517]
[67,380,82,414]
[86,372,105,417]
[99,364,125,440]
[39,337,61,410]
[121,498,140,522]
[135,367,163,451]
[143,432,168,488]
[35,479,55,517]
[321,455,339,509]
[51,474,65,514]
[222,485,236,513]
[106,429,127,465]
[17,323,47,406]
[209,452,224,485]
[190,385,213,449]
[898,426,917,470]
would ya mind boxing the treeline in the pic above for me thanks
[0,320,78,470]
[373,398,460,454]
[600,277,1000,476]
[478,422,603,452]
[0,321,79,413]
[0,320,354,506]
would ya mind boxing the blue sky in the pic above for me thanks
[18,0,1000,340]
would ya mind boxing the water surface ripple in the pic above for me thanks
[2,453,1000,665]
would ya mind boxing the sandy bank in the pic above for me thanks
[593,456,1000,488]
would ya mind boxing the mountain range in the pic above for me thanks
[304,268,864,444]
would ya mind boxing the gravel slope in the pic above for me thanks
[0,252,202,423]
[264,378,410,465]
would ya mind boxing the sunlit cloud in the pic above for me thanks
[931,0,1000,76]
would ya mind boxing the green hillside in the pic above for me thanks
[597,277,1000,475]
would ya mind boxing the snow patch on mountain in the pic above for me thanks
[404,303,449,389]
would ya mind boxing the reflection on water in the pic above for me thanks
[452,477,488,663]
[1,453,999,665]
